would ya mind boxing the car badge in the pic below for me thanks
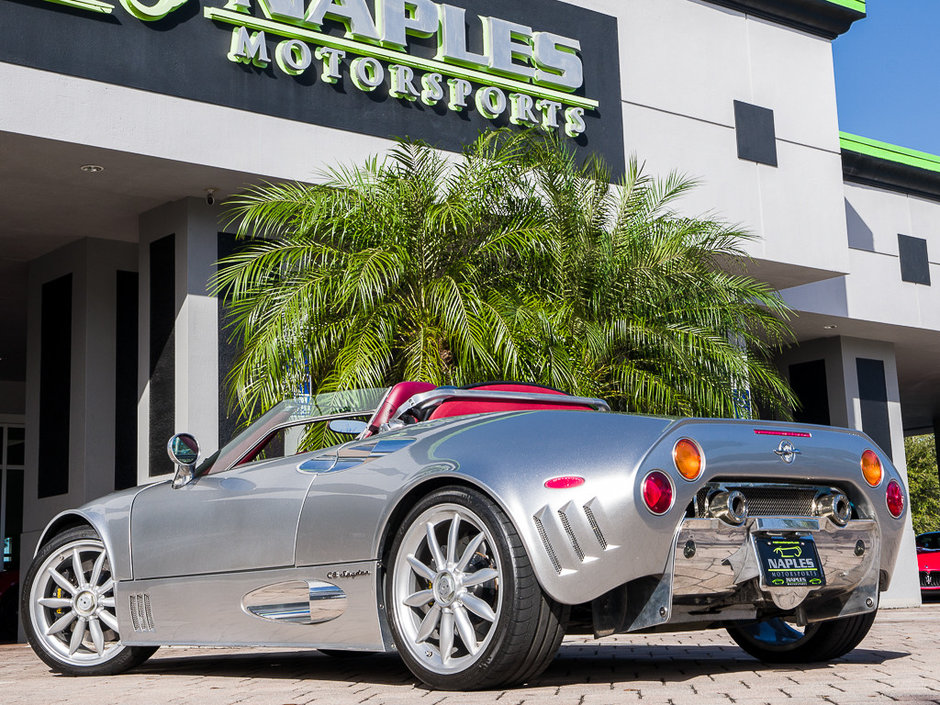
[774,440,801,464]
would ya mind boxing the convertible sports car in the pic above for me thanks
[23,382,906,689]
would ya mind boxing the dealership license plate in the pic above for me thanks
[754,536,826,588]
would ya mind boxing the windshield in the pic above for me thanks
[199,387,390,476]
[918,533,940,551]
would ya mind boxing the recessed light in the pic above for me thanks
[823,324,838,330]
[80,164,104,173]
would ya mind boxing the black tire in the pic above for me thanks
[727,610,877,663]
[385,486,568,690]
[22,526,158,676]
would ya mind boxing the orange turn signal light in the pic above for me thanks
[673,438,703,481]
[861,449,883,487]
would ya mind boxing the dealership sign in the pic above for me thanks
[30,0,598,137]
[0,0,622,169]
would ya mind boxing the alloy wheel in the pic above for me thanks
[391,503,503,675]
[28,538,124,667]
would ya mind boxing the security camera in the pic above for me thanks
[205,188,217,206]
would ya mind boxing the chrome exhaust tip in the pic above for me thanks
[708,489,748,525]
[815,492,851,526]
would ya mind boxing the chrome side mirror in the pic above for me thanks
[167,432,199,489]
[328,419,368,436]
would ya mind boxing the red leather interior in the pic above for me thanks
[364,381,437,436]
[427,383,593,420]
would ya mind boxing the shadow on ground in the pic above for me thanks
[124,642,909,689]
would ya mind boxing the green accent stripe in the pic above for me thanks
[46,0,113,13]
[205,8,600,110]
[840,132,940,174]
[825,0,865,13]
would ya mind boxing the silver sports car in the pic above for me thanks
[22,382,907,689]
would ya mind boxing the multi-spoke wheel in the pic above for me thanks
[727,610,877,663]
[22,526,157,675]
[386,486,567,690]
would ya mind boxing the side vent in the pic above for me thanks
[583,503,608,550]
[557,508,585,562]
[129,593,155,632]
[532,513,562,574]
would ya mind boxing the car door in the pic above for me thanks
[129,456,316,579]
[129,420,344,580]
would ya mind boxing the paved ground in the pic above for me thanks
[2,605,938,705]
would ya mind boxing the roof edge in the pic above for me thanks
[702,0,865,39]
[841,132,940,203]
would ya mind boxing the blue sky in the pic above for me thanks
[833,0,940,154]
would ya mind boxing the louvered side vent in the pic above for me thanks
[583,503,608,550]
[128,593,155,632]
[557,508,585,562]
[532,514,562,574]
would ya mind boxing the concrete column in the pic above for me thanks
[779,336,920,607]
[138,198,222,483]
[19,237,137,588]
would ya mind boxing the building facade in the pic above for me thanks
[0,0,933,634]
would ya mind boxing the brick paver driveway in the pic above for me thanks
[2,605,937,705]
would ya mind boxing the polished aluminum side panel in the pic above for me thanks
[295,411,675,605]
[131,458,316,579]
[36,485,150,581]
[116,561,386,650]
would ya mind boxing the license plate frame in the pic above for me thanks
[753,535,826,588]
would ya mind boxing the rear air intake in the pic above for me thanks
[533,514,562,574]
[557,508,585,562]
[583,504,608,550]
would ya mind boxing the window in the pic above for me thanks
[1,424,25,573]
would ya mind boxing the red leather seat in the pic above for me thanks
[363,381,436,436]
[427,383,593,420]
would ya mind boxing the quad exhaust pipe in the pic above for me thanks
[815,492,851,526]
[708,490,748,525]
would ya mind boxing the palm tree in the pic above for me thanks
[213,130,551,416]
[515,137,796,417]
[213,130,795,423]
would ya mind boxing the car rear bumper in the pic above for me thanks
[617,516,880,633]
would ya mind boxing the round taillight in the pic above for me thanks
[886,479,905,518]
[861,449,883,487]
[544,475,585,489]
[673,438,703,481]
[642,471,674,515]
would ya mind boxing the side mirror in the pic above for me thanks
[328,419,368,436]
[167,433,199,488]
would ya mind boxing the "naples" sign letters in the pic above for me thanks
[33,0,599,137]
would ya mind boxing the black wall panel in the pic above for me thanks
[115,270,139,490]
[856,357,892,460]
[789,359,831,426]
[898,233,931,285]
[38,273,72,498]
[217,232,241,447]
[733,100,778,167]
[149,236,176,477]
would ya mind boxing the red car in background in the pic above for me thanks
[916,532,940,600]
[0,569,18,642]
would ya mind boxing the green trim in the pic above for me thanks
[825,0,865,12]
[119,0,187,20]
[204,8,599,110]
[45,0,113,13]
[840,132,940,175]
